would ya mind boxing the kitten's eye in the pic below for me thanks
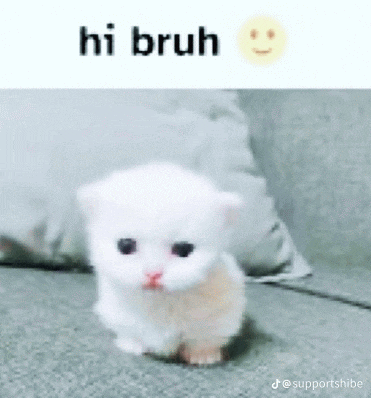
[171,242,194,258]
[117,238,137,255]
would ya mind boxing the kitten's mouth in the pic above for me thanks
[142,282,163,290]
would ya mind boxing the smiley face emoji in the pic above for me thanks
[238,17,286,65]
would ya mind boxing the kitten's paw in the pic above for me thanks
[179,345,224,366]
[115,338,145,356]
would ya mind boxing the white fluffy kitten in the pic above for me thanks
[78,163,247,365]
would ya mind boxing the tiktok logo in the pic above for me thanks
[272,379,281,389]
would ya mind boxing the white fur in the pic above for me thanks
[78,163,247,362]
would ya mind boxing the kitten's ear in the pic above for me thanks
[218,192,244,227]
[77,182,101,219]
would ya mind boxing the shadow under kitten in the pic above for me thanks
[148,316,273,367]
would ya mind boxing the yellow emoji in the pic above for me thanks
[238,17,286,65]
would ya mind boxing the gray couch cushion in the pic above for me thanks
[239,90,371,268]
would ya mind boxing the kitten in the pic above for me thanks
[78,162,247,365]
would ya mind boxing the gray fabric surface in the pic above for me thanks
[238,90,371,269]
[0,266,369,398]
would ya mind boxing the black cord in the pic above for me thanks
[265,281,371,311]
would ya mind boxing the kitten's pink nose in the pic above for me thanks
[144,271,163,289]
[145,272,163,281]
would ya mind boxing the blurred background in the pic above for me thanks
[1,89,371,276]
[239,90,371,269]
